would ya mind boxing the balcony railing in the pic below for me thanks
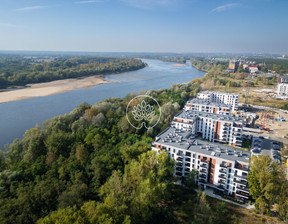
[233,178,247,185]
[200,164,208,168]
[236,191,249,198]
[199,174,206,179]
[235,164,249,171]
[219,169,227,174]
[199,169,207,173]
[200,159,209,163]
[236,185,249,192]
[220,164,227,168]
[218,174,226,179]
[218,179,225,184]
[234,173,248,179]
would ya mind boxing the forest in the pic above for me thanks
[0,55,146,88]
[247,57,288,74]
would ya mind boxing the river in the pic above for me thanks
[0,59,205,150]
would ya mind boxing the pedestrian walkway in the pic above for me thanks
[195,188,255,210]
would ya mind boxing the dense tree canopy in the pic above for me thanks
[0,55,146,88]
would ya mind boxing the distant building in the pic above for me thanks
[248,65,259,73]
[242,63,248,70]
[229,60,238,72]
[277,76,288,96]
[172,110,244,147]
[184,98,231,115]
[152,127,250,201]
[197,91,239,111]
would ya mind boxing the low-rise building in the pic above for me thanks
[172,111,243,147]
[277,76,288,96]
[184,98,231,115]
[248,65,259,73]
[152,127,250,201]
[197,91,239,111]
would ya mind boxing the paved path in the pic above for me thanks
[195,188,255,210]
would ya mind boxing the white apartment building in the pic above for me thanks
[152,127,250,201]
[184,98,231,116]
[277,76,288,97]
[172,111,243,147]
[197,91,239,111]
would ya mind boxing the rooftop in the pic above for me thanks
[153,127,250,163]
[186,98,231,109]
[174,110,243,123]
[198,91,239,96]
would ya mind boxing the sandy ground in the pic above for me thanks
[171,63,186,67]
[0,76,114,103]
[255,110,288,139]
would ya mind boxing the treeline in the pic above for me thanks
[141,55,187,63]
[0,56,146,88]
[190,57,228,72]
[0,79,204,224]
[247,57,288,74]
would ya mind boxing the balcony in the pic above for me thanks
[218,174,226,179]
[177,157,183,162]
[234,173,248,179]
[236,191,249,199]
[176,162,183,167]
[237,185,249,193]
[199,174,207,179]
[185,158,191,162]
[220,163,227,168]
[233,178,247,185]
[235,164,249,171]
[200,159,209,163]
[218,179,225,184]
[199,169,207,173]
[219,169,227,174]
[200,163,208,168]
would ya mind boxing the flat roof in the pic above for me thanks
[198,91,239,96]
[174,110,243,124]
[154,127,250,163]
[186,98,231,109]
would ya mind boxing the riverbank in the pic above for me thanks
[0,76,114,103]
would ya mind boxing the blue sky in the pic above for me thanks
[0,0,287,53]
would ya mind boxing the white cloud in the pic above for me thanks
[75,0,103,3]
[211,3,241,13]
[15,6,46,11]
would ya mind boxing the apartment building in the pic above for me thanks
[197,91,239,111]
[184,98,231,116]
[152,127,250,201]
[172,111,243,147]
[277,76,288,96]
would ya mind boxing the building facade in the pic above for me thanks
[172,111,243,147]
[184,98,231,116]
[197,91,239,111]
[152,127,250,201]
[277,76,288,96]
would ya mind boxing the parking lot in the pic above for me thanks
[251,136,282,163]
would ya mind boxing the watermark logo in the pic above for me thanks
[126,95,161,129]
